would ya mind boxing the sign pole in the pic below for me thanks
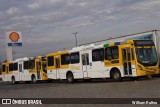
[5,33,13,61]
[5,31,23,61]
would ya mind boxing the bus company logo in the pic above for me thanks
[2,99,11,104]
[9,32,20,42]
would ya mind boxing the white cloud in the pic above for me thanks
[28,2,40,9]
[27,0,63,10]
[49,0,61,4]
[1,0,160,61]
[7,7,21,15]
[73,22,94,28]
[78,2,88,7]
[140,0,160,8]
[129,0,160,10]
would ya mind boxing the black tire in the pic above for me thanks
[111,69,122,82]
[67,72,74,83]
[31,75,37,84]
[11,77,16,84]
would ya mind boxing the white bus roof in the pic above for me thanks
[14,57,29,62]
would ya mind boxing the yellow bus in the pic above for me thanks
[46,40,159,83]
[103,40,159,81]
[2,61,13,82]
[2,56,48,84]
[46,51,69,80]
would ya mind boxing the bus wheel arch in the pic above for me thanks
[66,71,75,83]
[31,74,37,84]
[110,67,122,81]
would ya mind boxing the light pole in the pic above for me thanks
[12,50,16,60]
[72,32,78,47]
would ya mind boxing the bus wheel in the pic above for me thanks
[31,75,37,84]
[11,77,16,84]
[67,72,74,83]
[111,69,122,82]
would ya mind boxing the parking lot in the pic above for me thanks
[0,77,160,98]
[0,77,160,107]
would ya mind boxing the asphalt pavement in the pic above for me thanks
[0,77,160,107]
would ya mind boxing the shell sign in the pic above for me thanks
[6,31,22,46]
[9,32,20,42]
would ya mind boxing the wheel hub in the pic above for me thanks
[114,73,119,79]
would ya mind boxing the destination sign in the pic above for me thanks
[134,40,154,46]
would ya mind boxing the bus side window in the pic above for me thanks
[2,65,5,72]
[13,63,18,71]
[9,63,14,71]
[24,61,29,70]
[105,46,119,60]
[61,54,70,65]
[70,52,80,64]
[29,60,35,69]
[112,46,119,59]
[47,56,54,67]
[92,48,104,62]
[105,48,112,60]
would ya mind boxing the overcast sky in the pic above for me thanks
[0,0,160,61]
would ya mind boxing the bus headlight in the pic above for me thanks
[138,65,143,70]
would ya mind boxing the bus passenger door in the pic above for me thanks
[55,58,60,79]
[122,48,132,76]
[36,61,41,80]
[19,64,23,81]
[42,62,47,80]
[82,53,89,78]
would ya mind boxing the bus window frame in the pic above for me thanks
[2,65,6,72]
[92,48,104,62]
[47,56,54,67]
[70,52,80,64]
[61,53,70,65]
[105,46,119,60]
[9,63,14,71]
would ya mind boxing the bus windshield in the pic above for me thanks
[136,47,157,66]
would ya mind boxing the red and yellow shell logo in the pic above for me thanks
[9,32,20,42]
